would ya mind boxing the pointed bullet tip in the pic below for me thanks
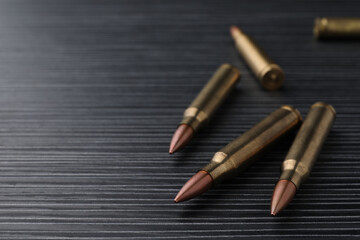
[174,170,213,202]
[174,194,181,203]
[169,124,194,154]
[174,193,185,203]
[271,180,297,216]
[174,194,185,203]
[230,25,241,36]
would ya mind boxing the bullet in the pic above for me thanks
[314,17,360,39]
[230,26,284,91]
[169,64,240,154]
[174,105,302,202]
[271,102,336,216]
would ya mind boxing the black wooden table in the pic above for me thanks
[0,0,358,239]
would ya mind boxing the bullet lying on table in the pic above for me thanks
[314,17,360,39]
[174,105,302,203]
[230,25,284,91]
[271,102,336,216]
[169,64,240,154]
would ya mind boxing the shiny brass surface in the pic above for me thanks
[314,17,360,39]
[231,26,284,91]
[180,64,240,132]
[202,105,302,184]
[280,102,336,189]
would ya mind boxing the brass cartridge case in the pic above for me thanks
[231,27,284,91]
[180,64,240,132]
[314,17,360,39]
[202,105,302,184]
[280,102,336,189]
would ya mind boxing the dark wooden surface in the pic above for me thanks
[0,0,359,239]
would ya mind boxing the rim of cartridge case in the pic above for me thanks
[258,64,284,91]
[311,102,336,116]
[281,105,303,121]
[313,17,327,38]
[221,63,241,77]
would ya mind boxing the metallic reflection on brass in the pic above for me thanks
[211,152,228,163]
[230,26,284,91]
[180,64,240,132]
[202,105,302,185]
[279,102,336,189]
[314,17,360,39]
[183,107,208,125]
[169,64,240,154]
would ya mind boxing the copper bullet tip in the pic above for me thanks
[174,170,213,203]
[230,25,242,37]
[169,124,194,154]
[270,180,297,216]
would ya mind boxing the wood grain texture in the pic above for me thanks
[0,0,358,239]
